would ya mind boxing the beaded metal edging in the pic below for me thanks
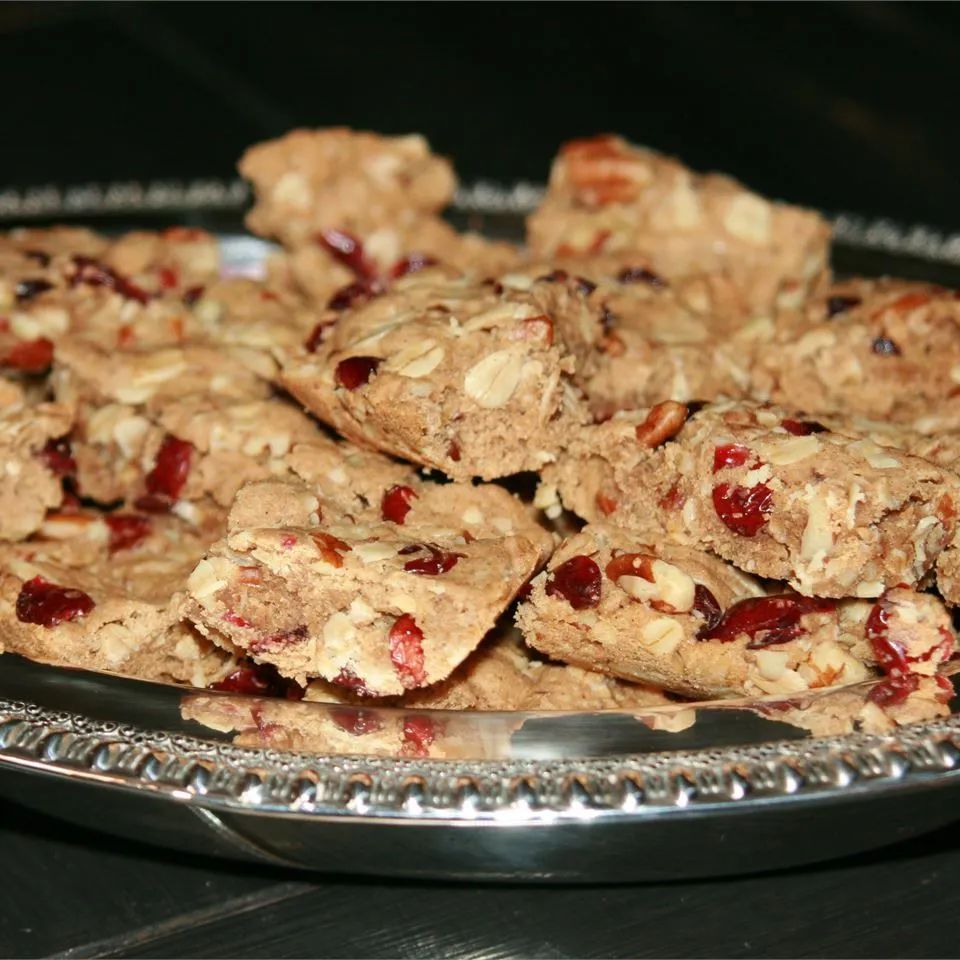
[2,177,960,266]
[0,699,958,821]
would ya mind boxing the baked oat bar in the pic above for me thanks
[0,226,222,369]
[282,269,595,480]
[0,383,73,540]
[0,508,232,685]
[527,135,830,313]
[505,260,767,418]
[184,476,553,695]
[516,523,955,704]
[544,401,960,597]
[240,128,517,308]
[753,278,960,430]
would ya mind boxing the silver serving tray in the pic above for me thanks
[2,184,960,882]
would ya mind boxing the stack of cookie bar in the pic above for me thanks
[2,128,957,741]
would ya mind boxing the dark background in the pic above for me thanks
[3,2,960,227]
[4,2,960,957]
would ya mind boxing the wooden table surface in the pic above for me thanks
[2,3,960,956]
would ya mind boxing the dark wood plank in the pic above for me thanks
[93,821,960,959]
[0,799,308,959]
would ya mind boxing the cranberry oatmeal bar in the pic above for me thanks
[0,125,956,746]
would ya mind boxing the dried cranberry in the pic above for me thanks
[15,278,54,302]
[304,320,335,353]
[24,249,51,267]
[157,266,179,290]
[389,613,426,689]
[712,443,752,472]
[142,435,193,507]
[698,593,834,647]
[826,295,861,317]
[381,484,418,524]
[402,544,464,576]
[182,285,205,306]
[712,482,774,537]
[390,253,437,278]
[865,597,911,678]
[4,337,54,371]
[596,492,619,516]
[210,660,303,699]
[401,715,437,757]
[311,531,351,567]
[617,266,666,287]
[16,576,95,627]
[781,418,826,436]
[330,707,383,736]
[250,624,309,654]
[38,437,76,477]
[536,269,569,283]
[317,228,378,280]
[545,555,602,609]
[331,667,379,698]
[447,440,461,462]
[327,279,380,312]
[70,255,150,304]
[223,610,254,628]
[867,674,920,707]
[692,584,723,631]
[334,356,381,389]
[935,674,955,704]
[658,483,684,511]
[871,336,901,356]
[105,514,151,553]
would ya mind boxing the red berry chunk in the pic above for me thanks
[16,576,95,627]
[330,707,384,736]
[210,660,304,700]
[865,599,907,676]
[4,337,54,371]
[692,584,723,631]
[545,555,602,609]
[826,295,861,317]
[616,265,666,287]
[401,714,437,757]
[250,624,309,654]
[712,443,751,472]
[381,484,418,524]
[867,674,920,707]
[70,255,150,304]
[335,356,381,389]
[712,482,774,536]
[105,514,151,553]
[331,667,379,698]
[389,613,426,689]
[143,435,193,506]
[401,543,464,576]
[157,266,179,290]
[182,285,205,306]
[390,253,437,279]
[698,594,835,647]
[781,418,826,436]
[38,437,76,477]
[317,228,378,280]
[327,279,380,312]
[15,278,54,302]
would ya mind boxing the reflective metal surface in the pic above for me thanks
[1,196,959,880]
